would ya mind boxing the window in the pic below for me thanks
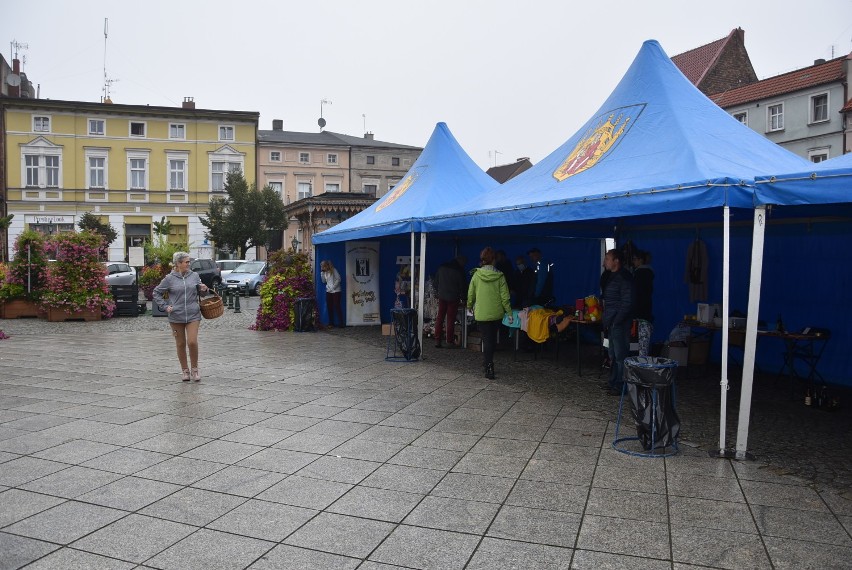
[299,152,310,163]
[212,161,241,191]
[129,157,147,189]
[811,93,828,123]
[297,181,312,199]
[25,155,40,187]
[25,155,61,188]
[169,159,186,190]
[767,103,784,132]
[269,181,283,196]
[219,125,235,141]
[89,157,106,188]
[33,116,51,132]
[45,156,60,187]
[362,184,377,197]
[366,155,375,165]
[327,153,338,164]
[391,157,400,166]
[270,151,281,162]
[89,119,105,136]
[129,121,146,137]
[169,123,186,139]
[733,111,747,125]
[808,148,829,163]
[325,183,340,193]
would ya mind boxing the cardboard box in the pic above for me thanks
[381,324,392,336]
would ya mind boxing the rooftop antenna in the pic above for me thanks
[362,113,366,134]
[10,39,28,62]
[101,18,118,102]
[318,98,332,131]
[492,150,502,167]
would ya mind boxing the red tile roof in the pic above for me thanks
[711,56,848,108]
[671,33,731,86]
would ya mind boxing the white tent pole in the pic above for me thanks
[418,232,427,355]
[735,206,767,459]
[409,230,415,310]
[718,206,731,454]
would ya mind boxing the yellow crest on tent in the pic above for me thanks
[553,107,639,182]
[376,172,417,212]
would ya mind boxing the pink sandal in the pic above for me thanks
[181,369,191,382]
[191,367,201,382]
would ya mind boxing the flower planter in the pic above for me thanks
[45,306,102,322]
[0,298,40,319]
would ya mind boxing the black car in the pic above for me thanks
[190,258,221,287]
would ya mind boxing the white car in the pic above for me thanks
[103,262,137,286]
[215,259,246,279]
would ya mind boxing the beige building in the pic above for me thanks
[257,121,421,255]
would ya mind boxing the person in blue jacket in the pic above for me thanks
[153,251,208,382]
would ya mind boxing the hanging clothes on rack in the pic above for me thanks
[684,238,708,302]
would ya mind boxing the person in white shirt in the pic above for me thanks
[320,260,344,328]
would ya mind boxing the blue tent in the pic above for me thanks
[755,150,852,207]
[313,122,499,245]
[423,40,809,233]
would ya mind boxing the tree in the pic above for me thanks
[199,170,287,258]
[77,212,117,259]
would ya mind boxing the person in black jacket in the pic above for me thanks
[631,250,654,356]
[433,255,467,348]
[602,249,633,394]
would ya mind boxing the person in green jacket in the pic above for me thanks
[468,246,512,379]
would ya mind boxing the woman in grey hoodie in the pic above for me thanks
[153,252,208,381]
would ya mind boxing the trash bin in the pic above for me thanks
[387,308,421,361]
[294,297,316,332]
[613,356,680,456]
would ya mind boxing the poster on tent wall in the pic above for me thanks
[345,241,381,326]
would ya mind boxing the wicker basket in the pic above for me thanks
[199,292,224,319]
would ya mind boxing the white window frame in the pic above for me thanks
[208,147,245,192]
[127,151,150,190]
[732,111,748,125]
[297,181,313,199]
[85,149,109,190]
[129,121,147,138]
[167,152,190,192]
[269,181,283,197]
[327,153,338,165]
[808,148,830,163]
[88,118,105,136]
[169,123,186,140]
[324,182,340,193]
[219,125,235,141]
[270,151,281,162]
[767,103,784,132]
[299,152,311,164]
[33,115,51,133]
[20,138,63,191]
[810,92,829,124]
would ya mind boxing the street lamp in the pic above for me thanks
[291,236,300,251]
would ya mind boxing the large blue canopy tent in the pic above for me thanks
[419,39,810,456]
[312,122,499,347]
[731,151,852,458]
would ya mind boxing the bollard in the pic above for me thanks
[244,283,250,297]
[227,288,234,309]
[234,291,241,313]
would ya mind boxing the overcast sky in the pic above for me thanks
[4,0,851,169]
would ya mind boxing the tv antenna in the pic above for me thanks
[489,150,502,167]
[362,113,367,133]
[101,18,119,102]
[318,98,332,130]
[10,39,28,63]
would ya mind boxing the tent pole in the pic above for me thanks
[735,206,767,460]
[410,230,415,310]
[418,232,427,355]
[718,206,731,454]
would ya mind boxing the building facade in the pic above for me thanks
[257,121,421,256]
[1,97,258,261]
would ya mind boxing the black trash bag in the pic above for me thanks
[624,357,680,450]
[294,298,315,332]
[392,308,421,360]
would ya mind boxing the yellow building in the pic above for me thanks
[1,97,258,261]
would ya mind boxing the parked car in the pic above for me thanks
[102,262,136,286]
[190,258,221,288]
[215,259,246,280]
[225,261,268,295]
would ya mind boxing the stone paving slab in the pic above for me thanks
[0,309,851,568]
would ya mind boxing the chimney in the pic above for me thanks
[272,119,283,131]
[814,58,826,65]
[517,157,530,162]
[364,132,374,140]
[182,96,195,109]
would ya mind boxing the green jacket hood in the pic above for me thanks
[472,267,504,282]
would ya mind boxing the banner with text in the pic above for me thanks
[345,241,381,326]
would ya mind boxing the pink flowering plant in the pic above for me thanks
[0,230,48,302]
[39,231,115,317]
[253,249,317,331]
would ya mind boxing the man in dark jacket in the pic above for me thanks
[433,255,467,348]
[603,249,633,394]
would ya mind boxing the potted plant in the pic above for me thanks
[39,230,115,321]
[253,249,317,331]
[138,263,167,301]
[0,230,47,319]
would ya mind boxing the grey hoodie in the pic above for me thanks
[152,270,203,323]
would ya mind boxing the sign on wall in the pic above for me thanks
[345,241,380,326]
